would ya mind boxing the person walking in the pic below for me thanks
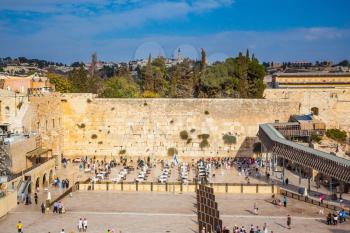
[287,214,291,229]
[17,221,23,233]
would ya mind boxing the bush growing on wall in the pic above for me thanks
[326,129,347,142]
[119,149,126,154]
[17,102,23,109]
[198,134,210,140]
[199,139,209,149]
[77,123,86,129]
[167,148,178,157]
[180,130,189,140]
[222,134,237,145]
[311,133,322,143]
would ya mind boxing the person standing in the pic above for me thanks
[17,221,23,233]
[283,195,287,208]
[287,214,291,229]
[78,218,83,232]
[34,192,38,205]
[41,202,45,214]
[83,218,88,232]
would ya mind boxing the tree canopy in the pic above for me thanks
[48,51,266,99]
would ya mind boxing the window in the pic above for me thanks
[52,119,55,129]
[311,107,319,116]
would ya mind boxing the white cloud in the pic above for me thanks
[1,27,349,63]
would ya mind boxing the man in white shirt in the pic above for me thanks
[83,218,88,232]
[78,218,83,232]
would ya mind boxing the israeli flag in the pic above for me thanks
[173,153,179,166]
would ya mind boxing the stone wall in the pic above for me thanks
[264,88,350,131]
[26,94,64,156]
[62,94,300,159]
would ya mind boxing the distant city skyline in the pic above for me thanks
[0,0,350,63]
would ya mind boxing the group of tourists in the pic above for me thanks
[52,201,65,214]
[201,221,282,233]
[326,209,348,225]
[53,177,70,189]
[271,194,288,208]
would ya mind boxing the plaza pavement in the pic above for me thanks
[1,191,349,233]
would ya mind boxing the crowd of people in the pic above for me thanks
[326,209,348,225]
[53,178,70,189]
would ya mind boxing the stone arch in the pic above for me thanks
[27,182,32,195]
[42,173,48,187]
[311,107,319,116]
[35,177,40,190]
[49,169,54,183]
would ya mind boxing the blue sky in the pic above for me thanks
[0,0,349,63]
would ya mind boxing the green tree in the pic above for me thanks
[247,58,266,98]
[47,73,72,93]
[235,52,249,98]
[143,54,154,92]
[69,65,89,93]
[170,59,194,98]
[100,76,140,98]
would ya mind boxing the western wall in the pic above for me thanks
[61,94,300,159]
[2,88,350,160]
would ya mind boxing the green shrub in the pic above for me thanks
[198,134,210,140]
[91,134,98,139]
[87,98,92,103]
[180,130,189,140]
[17,102,23,109]
[167,148,178,157]
[186,138,192,144]
[98,141,103,145]
[222,134,237,145]
[199,139,209,149]
[326,129,347,142]
[204,110,209,115]
[119,149,126,154]
[190,129,196,133]
[311,133,322,143]
[77,123,86,129]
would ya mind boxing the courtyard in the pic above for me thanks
[1,191,349,233]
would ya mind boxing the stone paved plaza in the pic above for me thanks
[0,191,349,233]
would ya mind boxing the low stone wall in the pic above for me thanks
[78,182,279,194]
[0,191,17,218]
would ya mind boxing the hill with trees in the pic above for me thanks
[48,50,266,98]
